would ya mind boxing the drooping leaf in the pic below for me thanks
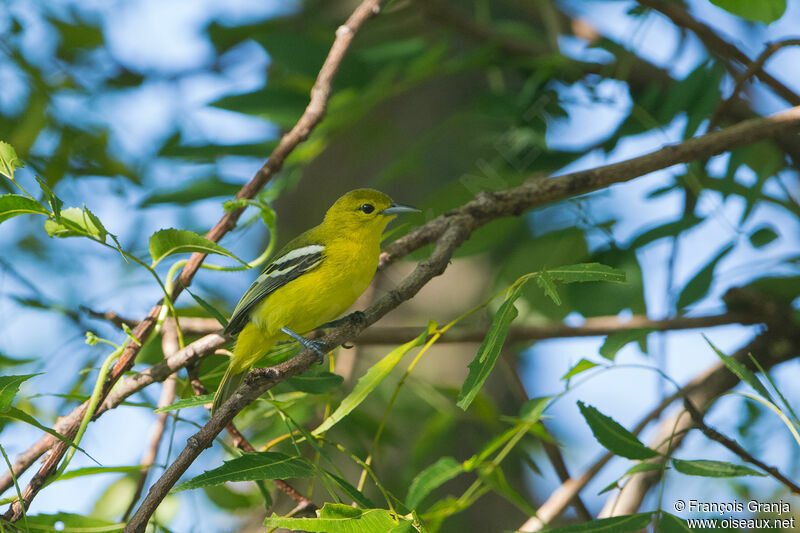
[36,176,62,219]
[536,270,561,305]
[0,194,49,224]
[323,471,376,508]
[457,284,523,410]
[0,373,41,411]
[599,328,655,361]
[148,228,244,267]
[406,456,463,509]
[186,289,228,328]
[562,359,600,381]
[312,324,434,435]
[676,244,734,309]
[173,452,314,492]
[153,395,213,413]
[703,336,773,402]
[537,513,653,532]
[287,372,344,394]
[749,226,779,248]
[672,458,765,478]
[263,503,406,533]
[709,0,786,23]
[577,402,659,460]
[1,407,89,455]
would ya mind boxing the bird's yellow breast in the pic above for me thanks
[252,236,380,338]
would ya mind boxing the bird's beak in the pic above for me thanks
[380,202,420,216]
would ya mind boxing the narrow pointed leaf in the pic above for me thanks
[536,271,561,305]
[562,359,599,381]
[546,263,626,284]
[186,289,229,328]
[599,328,655,361]
[173,452,314,492]
[36,176,62,219]
[676,244,733,309]
[457,284,523,410]
[672,458,765,478]
[539,513,652,532]
[577,402,659,459]
[312,324,434,435]
[0,373,41,410]
[287,372,344,394]
[1,407,89,455]
[324,471,375,508]
[153,394,213,413]
[704,336,773,402]
[55,465,143,481]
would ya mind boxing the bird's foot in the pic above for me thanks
[281,327,328,364]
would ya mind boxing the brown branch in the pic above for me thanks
[682,398,800,495]
[1,0,383,521]
[354,312,760,345]
[122,327,180,521]
[637,0,800,107]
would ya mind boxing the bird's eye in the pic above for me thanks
[359,203,375,214]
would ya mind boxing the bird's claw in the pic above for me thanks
[307,339,327,364]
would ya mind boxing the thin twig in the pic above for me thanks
[122,327,180,521]
[682,398,800,495]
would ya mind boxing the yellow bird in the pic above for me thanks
[212,189,418,412]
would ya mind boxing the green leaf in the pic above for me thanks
[519,396,551,422]
[0,352,36,368]
[1,406,89,456]
[536,270,561,305]
[676,244,734,309]
[577,402,659,459]
[36,176,62,219]
[749,226,779,248]
[658,512,695,533]
[703,336,773,402]
[173,452,314,492]
[599,328,655,361]
[54,465,143,481]
[672,458,765,478]
[0,373,41,410]
[44,206,108,241]
[709,0,786,23]
[547,263,627,284]
[562,359,600,381]
[287,372,344,394]
[406,457,463,509]
[0,141,23,179]
[599,462,666,494]
[0,194,49,224]
[629,215,704,249]
[148,228,243,267]
[457,284,523,410]
[312,324,434,435]
[23,512,124,533]
[323,471,375,508]
[539,513,653,532]
[140,177,243,206]
[153,394,213,413]
[263,503,406,533]
[478,465,537,516]
[186,289,229,328]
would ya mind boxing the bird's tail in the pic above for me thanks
[212,364,246,414]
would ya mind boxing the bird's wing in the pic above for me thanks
[224,244,325,337]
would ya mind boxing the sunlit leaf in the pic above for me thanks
[312,324,434,435]
[44,206,108,241]
[0,373,41,410]
[703,336,773,402]
[0,194,49,224]
[0,141,23,179]
[709,0,786,23]
[148,228,244,267]
[54,465,143,481]
[538,513,653,532]
[1,407,89,456]
[263,503,407,533]
[23,512,124,533]
[153,395,213,413]
[562,359,600,381]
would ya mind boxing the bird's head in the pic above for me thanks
[324,188,418,237]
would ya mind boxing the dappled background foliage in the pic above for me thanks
[1,0,800,531]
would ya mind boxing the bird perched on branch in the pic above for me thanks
[212,188,418,413]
